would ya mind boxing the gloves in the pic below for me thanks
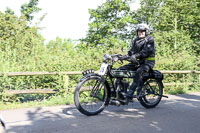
[127,55,137,63]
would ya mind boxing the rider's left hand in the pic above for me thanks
[127,55,137,63]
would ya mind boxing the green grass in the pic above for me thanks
[165,84,200,95]
[0,94,74,110]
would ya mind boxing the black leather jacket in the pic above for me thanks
[128,35,156,68]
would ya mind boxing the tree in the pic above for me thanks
[0,12,43,54]
[137,0,200,55]
[21,0,41,21]
[133,0,162,25]
[5,8,15,15]
[83,0,138,48]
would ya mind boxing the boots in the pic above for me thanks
[126,89,135,98]
[124,83,137,103]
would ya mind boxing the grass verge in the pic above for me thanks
[0,94,74,110]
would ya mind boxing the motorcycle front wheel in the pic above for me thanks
[74,75,110,116]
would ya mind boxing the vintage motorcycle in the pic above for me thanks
[74,54,168,116]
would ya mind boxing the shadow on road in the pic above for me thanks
[5,92,200,133]
[176,93,200,100]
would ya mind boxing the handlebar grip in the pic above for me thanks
[119,55,129,60]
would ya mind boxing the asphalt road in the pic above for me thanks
[0,92,200,133]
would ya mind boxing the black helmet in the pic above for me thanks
[136,23,150,35]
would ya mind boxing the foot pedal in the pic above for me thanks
[162,95,168,98]
[110,100,121,106]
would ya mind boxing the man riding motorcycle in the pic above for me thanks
[119,23,156,102]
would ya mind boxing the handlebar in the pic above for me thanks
[104,54,139,65]
[117,55,129,61]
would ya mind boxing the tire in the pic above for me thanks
[0,115,5,133]
[74,75,110,116]
[138,79,163,108]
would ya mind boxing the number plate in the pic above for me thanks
[98,63,108,75]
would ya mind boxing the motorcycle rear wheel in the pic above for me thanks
[138,79,163,108]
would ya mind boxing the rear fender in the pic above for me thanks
[159,81,164,88]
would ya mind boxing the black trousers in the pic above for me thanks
[118,63,151,95]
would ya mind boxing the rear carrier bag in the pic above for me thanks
[149,70,164,80]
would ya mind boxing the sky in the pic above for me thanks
[0,0,140,42]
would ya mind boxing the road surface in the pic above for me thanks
[0,92,200,133]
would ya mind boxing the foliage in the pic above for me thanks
[83,0,137,47]
[153,30,195,56]
[21,0,41,21]
[5,8,15,15]
[0,12,44,53]
[138,0,200,55]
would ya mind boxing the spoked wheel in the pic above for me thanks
[74,75,110,116]
[138,79,163,108]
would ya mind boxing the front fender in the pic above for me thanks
[80,73,100,82]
